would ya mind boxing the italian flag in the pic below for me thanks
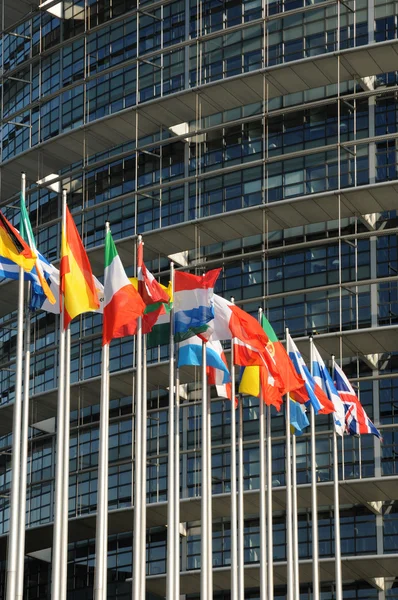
[103,230,145,345]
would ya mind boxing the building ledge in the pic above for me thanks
[146,553,398,594]
[1,39,398,198]
[1,178,398,321]
[0,476,396,559]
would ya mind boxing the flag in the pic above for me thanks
[178,335,230,381]
[206,295,268,354]
[19,193,56,304]
[137,240,169,305]
[130,277,172,339]
[287,333,335,414]
[60,207,100,328]
[29,253,60,311]
[239,365,283,411]
[30,261,104,316]
[206,340,233,401]
[261,314,304,395]
[312,344,346,436]
[142,281,172,334]
[334,362,381,439]
[174,269,221,340]
[0,255,54,303]
[290,399,310,435]
[0,211,36,272]
[103,229,145,345]
[205,295,273,370]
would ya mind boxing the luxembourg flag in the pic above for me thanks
[334,362,381,439]
[178,336,230,382]
[174,269,221,340]
[287,333,335,414]
[312,343,346,436]
[207,340,233,401]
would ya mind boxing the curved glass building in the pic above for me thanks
[0,0,398,597]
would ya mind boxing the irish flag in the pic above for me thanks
[103,230,145,345]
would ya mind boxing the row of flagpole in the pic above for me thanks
[3,174,379,600]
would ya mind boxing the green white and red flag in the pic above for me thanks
[103,230,145,345]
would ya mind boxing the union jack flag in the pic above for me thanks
[333,363,382,440]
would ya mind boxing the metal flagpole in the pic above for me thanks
[133,299,143,598]
[207,382,213,598]
[238,390,245,599]
[285,328,294,600]
[166,262,175,600]
[51,189,67,599]
[200,341,208,600]
[94,222,111,600]
[258,308,267,600]
[94,344,110,600]
[174,365,180,599]
[292,432,300,598]
[309,336,320,600]
[5,175,26,600]
[16,282,31,600]
[60,322,71,600]
[331,356,343,600]
[140,332,147,600]
[233,295,244,600]
[16,174,31,598]
[230,342,238,600]
[267,403,274,600]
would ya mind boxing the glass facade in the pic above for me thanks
[0,0,398,597]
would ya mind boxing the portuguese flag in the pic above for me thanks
[239,314,304,408]
[261,314,304,395]
[103,230,145,345]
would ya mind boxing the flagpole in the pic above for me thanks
[16,283,31,600]
[267,403,274,600]
[331,356,343,600]
[16,177,30,600]
[292,431,300,598]
[94,344,110,600]
[207,382,213,599]
[5,176,26,600]
[166,261,175,600]
[60,322,71,600]
[51,189,67,600]
[133,233,143,600]
[174,364,180,599]
[94,222,111,600]
[258,308,267,600]
[230,342,238,600]
[140,332,147,600]
[285,328,294,600]
[238,386,245,599]
[201,341,208,600]
[309,336,320,600]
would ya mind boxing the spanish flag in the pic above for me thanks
[60,207,100,328]
[0,211,36,272]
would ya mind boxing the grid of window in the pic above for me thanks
[1,1,398,597]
